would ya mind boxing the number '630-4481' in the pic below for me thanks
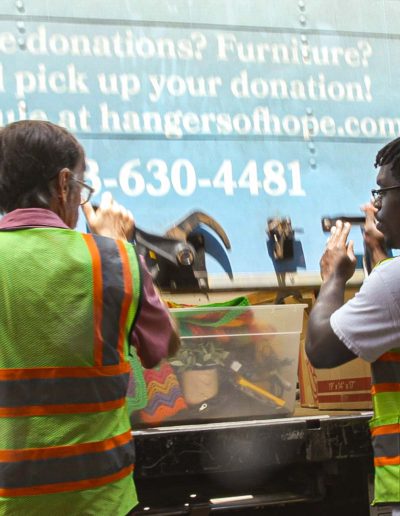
[84,158,306,198]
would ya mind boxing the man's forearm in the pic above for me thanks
[307,220,358,368]
[306,276,356,368]
[313,276,347,321]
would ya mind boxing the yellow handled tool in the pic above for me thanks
[236,375,286,407]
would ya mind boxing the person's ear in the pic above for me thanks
[57,168,71,203]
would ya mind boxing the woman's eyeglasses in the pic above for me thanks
[71,177,95,205]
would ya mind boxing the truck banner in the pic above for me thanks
[0,0,398,286]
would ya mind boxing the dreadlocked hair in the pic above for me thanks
[375,137,400,179]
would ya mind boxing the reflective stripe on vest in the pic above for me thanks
[0,364,130,416]
[83,234,133,367]
[0,430,134,496]
[372,352,400,388]
[371,424,400,466]
[0,234,136,416]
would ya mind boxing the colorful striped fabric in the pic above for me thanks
[140,362,187,424]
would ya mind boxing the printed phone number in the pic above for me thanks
[85,158,306,197]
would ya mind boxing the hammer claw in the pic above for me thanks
[165,211,231,249]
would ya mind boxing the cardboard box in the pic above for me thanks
[299,343,372,411]
[315,359,372,410]
[298,288,372,410]
[280,293,319,408]
[298,335,319,408]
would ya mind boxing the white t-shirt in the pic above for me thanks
[330,257,400,363]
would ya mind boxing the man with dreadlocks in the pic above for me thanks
[306,137,400,515]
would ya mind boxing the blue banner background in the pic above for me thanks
[0,0,399,284]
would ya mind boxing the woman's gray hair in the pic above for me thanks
[0,120,84,213]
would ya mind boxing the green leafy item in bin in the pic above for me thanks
[170,340,230,371]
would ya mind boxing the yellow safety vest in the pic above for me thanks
[0,228,141,514]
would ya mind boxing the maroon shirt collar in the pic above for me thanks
[0,208,69,230]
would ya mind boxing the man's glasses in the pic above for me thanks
[371,185,400,205]
[71,177,95,205]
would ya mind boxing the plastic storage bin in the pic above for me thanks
[138,304,306,426]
